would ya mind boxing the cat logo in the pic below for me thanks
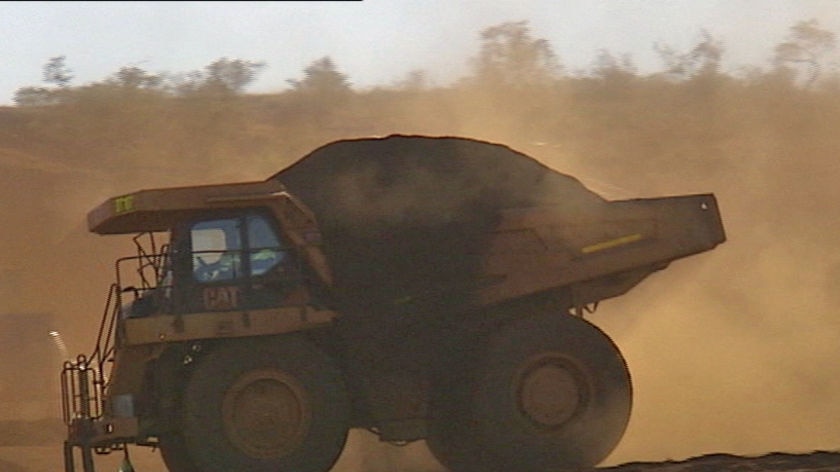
[203,286,241,310]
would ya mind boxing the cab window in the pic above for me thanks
[189,214,288,282]
[247,214,285,276]
[191,218,243,282]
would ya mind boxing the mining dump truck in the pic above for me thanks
[60,135,725,472]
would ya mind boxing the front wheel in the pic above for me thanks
[179,335,350,472]
[428,313,632,472]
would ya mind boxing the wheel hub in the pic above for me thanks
[516,354,587,429]
[222,368,311,459]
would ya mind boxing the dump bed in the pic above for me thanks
[477,193,723,307]
[271,135,725,315]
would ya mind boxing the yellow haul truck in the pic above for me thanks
[60,135,725,472]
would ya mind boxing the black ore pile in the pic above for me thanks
[271,134,603,317]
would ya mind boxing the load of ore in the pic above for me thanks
[271,135,604,317]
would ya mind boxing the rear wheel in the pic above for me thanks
[428,313,631,472]
[179,335,350,472]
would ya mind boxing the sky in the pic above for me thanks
[1,0,840,105]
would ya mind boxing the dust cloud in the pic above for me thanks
[562,98,840,463]
[2,59,840,472]
[368,83,840,466]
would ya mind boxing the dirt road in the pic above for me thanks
[7,446,840,472]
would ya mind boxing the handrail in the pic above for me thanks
[63,241,167,427]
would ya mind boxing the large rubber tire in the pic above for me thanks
[179,335,350,472]
[428,313,632,472]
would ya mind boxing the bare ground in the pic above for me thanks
[2,425,839,472]
[599,451,840,472]
[5,446,840,472]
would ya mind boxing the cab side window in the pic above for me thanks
[191,218,243,282]
[247,215,286,276]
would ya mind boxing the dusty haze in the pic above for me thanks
[2,42,840,471]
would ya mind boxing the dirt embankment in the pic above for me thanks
[601,451,840,472]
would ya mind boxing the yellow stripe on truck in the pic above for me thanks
[582,233,643,254]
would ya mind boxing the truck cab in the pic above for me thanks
[89,178,334,315]
[143,210,305,316]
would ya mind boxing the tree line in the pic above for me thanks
[5,17,839,193]
[13,54,350,107]
[11,19,839,108]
